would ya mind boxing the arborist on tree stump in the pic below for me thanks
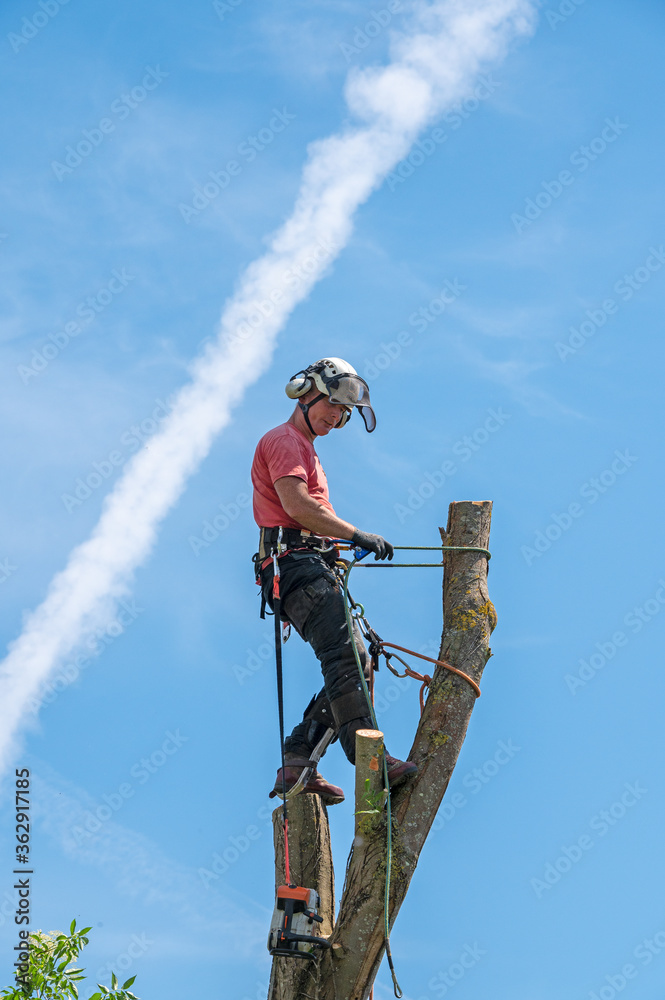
[252,357,417,806]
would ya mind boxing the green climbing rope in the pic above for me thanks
[353,544,491,567]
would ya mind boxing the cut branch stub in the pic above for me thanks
[354,729,384,839]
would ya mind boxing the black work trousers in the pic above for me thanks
[260,551,373,764]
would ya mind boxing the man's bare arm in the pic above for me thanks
[274,477,394,559]
[274,476,355,539]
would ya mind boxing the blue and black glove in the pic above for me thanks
[351,529,394,561]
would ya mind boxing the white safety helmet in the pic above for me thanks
[285,357,376,433]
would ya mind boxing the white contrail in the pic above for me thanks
[0,0,537,773]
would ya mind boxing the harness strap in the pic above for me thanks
[259,525,336,561]
[280,756,321,770]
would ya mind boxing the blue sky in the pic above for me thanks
[1,1,665,998]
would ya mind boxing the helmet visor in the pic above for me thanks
[325,374,376,432]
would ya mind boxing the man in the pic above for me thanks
[252,357,417,805]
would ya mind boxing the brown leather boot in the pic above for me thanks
[269,756,345,805]
[385,754,418,788]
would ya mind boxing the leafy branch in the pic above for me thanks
[353,778,388,817]
[0,920,139,1000]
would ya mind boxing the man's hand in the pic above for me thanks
[351,529,394,561]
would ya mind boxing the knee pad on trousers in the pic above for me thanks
[301,691,337,750]
[330,687,372,730]
[303,690,336,730]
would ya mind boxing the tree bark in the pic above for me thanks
[267,501,495,1000]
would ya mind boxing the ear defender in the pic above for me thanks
[285,359,372,433]
[285,375,312,399]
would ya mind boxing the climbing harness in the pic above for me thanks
[265,536,491,989]
[253,526,338,620]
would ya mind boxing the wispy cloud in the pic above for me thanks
[0,0,538,777]
[453,300,559,340]
[450,333,584,418]
[31,765,269,956]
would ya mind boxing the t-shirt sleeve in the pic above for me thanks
[262,430,310,485]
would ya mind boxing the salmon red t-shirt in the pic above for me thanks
[251,422,335,529]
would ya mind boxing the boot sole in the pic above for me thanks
[388,766,418,789]
[269,787,345,805]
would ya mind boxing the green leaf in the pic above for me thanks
[88,994,102,1000]
[121,978,136,990]
[111,973,117,990]
[70,919,77,934]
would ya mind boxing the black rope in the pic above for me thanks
[273,585,290,856]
